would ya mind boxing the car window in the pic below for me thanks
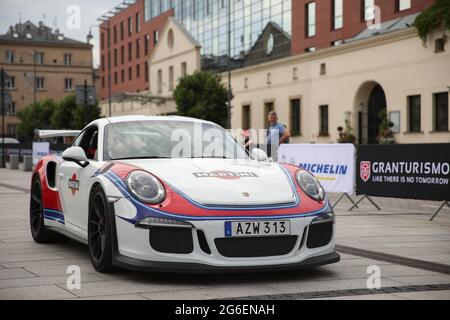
[74,126,99,160]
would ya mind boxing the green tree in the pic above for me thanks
[50,95,77,129]
[71,101,102,129]
[173,71,230,128]
[18,94,102,141]
[415,0,450,43]
[17,99,56,141]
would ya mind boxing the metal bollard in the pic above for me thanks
[8,154,19,170]
[22,155,33,172]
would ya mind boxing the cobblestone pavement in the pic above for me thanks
[0,168,449,300]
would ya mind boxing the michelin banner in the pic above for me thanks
[356,144,450,201]
[279,144,355,193]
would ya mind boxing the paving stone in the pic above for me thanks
[0,268,36,280]
[0,285,77,300]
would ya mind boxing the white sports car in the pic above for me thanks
[30,116,339,273]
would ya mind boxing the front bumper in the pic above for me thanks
[113,251,340,274]
[109,199,340,273]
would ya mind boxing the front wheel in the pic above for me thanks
[88,184,114,273]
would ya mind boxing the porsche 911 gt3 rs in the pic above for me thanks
[30,116,340,273]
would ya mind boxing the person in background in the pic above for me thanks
[266,111,290,159]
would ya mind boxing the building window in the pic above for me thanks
[136,39,140,59]
[435,38,446,53]
[114,72,118,85]
[306,2,316,37]
[35,52,44,65]
[113,25,117,44]
[114,49,118,67]
[333,0,343,30]
[242,105,251,130]
[145,62,149,82]
[293,67,298,80]
[5,76,15,89]
[36,77,45,90]
[120,21,125,40]
[136,64,141,79]
[145,34,150,55]
[168,66,174,91]
[136,13,141,33]
[121,46,125,64]
[7,124,17,136]
[7,101,16,115]
[121,69,125,83]
[306,47,316,52]
[264,102,275,129]
[319,105,329,136]
[128,16,133,36]
[320,63,326,75]
[398,0,411,12]
[181,62,187,77]
[244,77,248,89]
[6,50,14,64]
[102,76,105,89]
[128,42,132,62]
[128,67,132,80]
[153,30,159,45]
[101,32,105,50]
[157,69,162,93]
[408,95,421,132]
[64,78,73,91]
[332,40,344,46]
[434,92,449,132]
[64,53,72,66]
[363,0,375,21]
[267,73,271,85]
[290,99,301,136]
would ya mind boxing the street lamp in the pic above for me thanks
[88,21,112,117]
[19,50,37,106]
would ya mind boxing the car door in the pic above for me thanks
[58,125,102,232]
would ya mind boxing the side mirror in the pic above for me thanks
[251,148,269,162]
[62,147,89,168]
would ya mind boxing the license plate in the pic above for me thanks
[224,221,290,237]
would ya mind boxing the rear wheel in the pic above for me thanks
[30,176,64,243]
[88,185,114,273]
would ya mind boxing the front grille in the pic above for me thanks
[149,226,193,254]
[214,236,298,258]
[306,221,333,249]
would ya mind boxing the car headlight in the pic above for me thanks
[295,169,325,201]
[126,170,166,204]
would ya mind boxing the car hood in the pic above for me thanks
[120,159,296,206]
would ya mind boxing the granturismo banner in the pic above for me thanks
[279,144,355,193]
[356,144,450,201]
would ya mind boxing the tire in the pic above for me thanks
[88,184,115,273]
[30,175,64,243]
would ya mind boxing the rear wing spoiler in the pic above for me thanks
[36,130,81,139]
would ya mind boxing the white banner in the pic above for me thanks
[279,144,355,193]
[32,142,50,165]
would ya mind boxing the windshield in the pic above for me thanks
[103,120,248,160]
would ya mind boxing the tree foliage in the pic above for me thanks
[17,95,102,141]
[415,0,450,43]
[173,71,230,128]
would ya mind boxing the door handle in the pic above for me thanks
[59,173,64,181]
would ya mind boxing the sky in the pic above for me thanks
[0,0,122,67]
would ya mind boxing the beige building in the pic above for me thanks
[0,21,94,137]
[104,13,450,145]
[227,18,450,144]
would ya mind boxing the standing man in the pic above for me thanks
[266,111,290,160]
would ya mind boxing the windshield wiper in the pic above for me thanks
[111,156,170,160]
